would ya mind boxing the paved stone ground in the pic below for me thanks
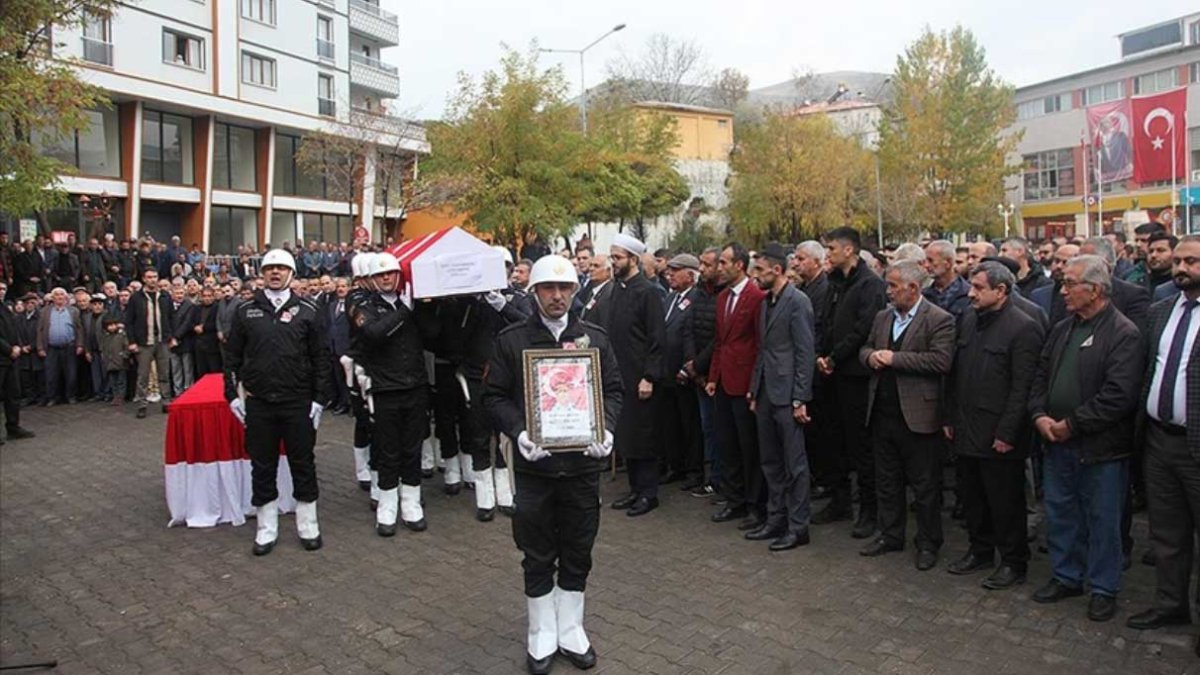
[1,403,1198,675]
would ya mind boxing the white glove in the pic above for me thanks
[516,431,551,462]
[585,430,614,459]
[309,402,324,430]
[229,398,246,424]
[485,290,507,312]
[339,355,355,388]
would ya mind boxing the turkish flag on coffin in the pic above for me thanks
[1132,88,1187,183]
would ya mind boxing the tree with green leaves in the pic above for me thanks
[728,110,873,246]
[1,1,121,221]
[877,26,1021,236]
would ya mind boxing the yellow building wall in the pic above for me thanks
[637,108,734,161]
[400,207,468,242]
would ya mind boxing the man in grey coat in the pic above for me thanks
[746,243,816,552]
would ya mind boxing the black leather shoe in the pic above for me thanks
[612,493,638,510]
[1032,579,1083,604]
[947,552,992,575]
[737,514,766,531]
[680,476,705,492]
[711,505,747,523]
[6,427,35,440]
[357,480,371,492]
[499,505,516,517]
[860,538,903,557]
[476,507,496,522]
[769,531,810,551]
[811,501,852,525]
[252,539,276,556]
[300,535,322,551]
[558,645,597,669]
[1126,607,1190,630]
[135,407,146,418]
[526,652,554,674]
[421,468,434,479]
[403,518,427,532]
[376,522,397,537]
[161,402,169,414]
[369,499,378,511]
[915,549,938,571]
[627,496,659,517]
[850,510,877,539]
[444,482,462,496]
[981,565,1026,590]
[744,524,784,541]
[1087,594,1116,622]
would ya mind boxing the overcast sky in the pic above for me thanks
[380,1,1196,120]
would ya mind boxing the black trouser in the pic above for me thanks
[1145,422,1200,614]
[959,455,1029,571]
[825,376,872,511]
[351,392,373,449]
[714,389,763,514]
[805,384,836,488]
[873,413,943,551]
[433,362,464,460]
[0,366,20,431]
[627,459,658,499]
[44,345,77,403]
[245,397,317,507]
[329,357,349,410]
[373,387,429,490]
[513,471,601,597]
[194,349,222,377]
[462,375,492,470]
[661,383,702,475]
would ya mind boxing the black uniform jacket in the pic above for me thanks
[483,312,623,478]
[223,290,332,405]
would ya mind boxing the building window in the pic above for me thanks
[1121,21,1183,58]
[213,123,257,192]
[141,109,194,185]
[210,206,259,255]
[33,107,121,178]
[318,74,335,117]
[273,133,325,198]
[1082,81,1123,106]
[1016,94,1070,120]
[162,29,204,70]
[1134,68,1180,95]
[302,212,351,244]
[81,11,112,66]
[241,0,275,25]
[1191,63,1200,84]
[270,210,298,247]
[241,52,276,88]
[316,16,334,62]
[1022,149,1075,201]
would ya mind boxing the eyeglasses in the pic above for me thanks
[1060,279,1095,289]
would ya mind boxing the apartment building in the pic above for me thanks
[1010,13,1200,239]
[16,0,428,254]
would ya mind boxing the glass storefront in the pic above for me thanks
[209,206,258,254]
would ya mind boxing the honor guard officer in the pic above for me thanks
[482,255,623,674]
[224,249,333,556]
[344,253,376,500]
[353,253,434,536]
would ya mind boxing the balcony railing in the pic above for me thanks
[316,38,335,62]
[81,36,113,66]
[350,0,396,22]
[350,51,397,75]
[318,98,337,117]
[350,108,427,143]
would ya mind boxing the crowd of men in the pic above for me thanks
[1,217,1196,671]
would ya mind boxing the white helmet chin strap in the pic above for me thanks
[531,284,576,319]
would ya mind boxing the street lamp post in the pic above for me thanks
[997,203,1015,238]
[539,23,626,134]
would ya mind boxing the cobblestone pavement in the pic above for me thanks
[1,403,1197,675]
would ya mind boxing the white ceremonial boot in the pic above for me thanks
[461,453,476,489]
[474,468,496,522]
[444,453,463,495]
[369,470,380,510]
[295,501,322,551]
[526,592,558,673]
[494,467,516,517]
[253,500,278,556]
[400,484,427,531]
[375,488,399,537]
[421,437,436,478]
[353,446,371,490]
[555,587,596,669]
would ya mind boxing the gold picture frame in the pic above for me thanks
[522,348,605,451]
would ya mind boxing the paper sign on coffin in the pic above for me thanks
[387,227,508,299]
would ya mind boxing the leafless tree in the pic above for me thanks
[606,33,713,105]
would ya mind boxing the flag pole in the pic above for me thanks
[1171,109,1179,236]
[1187,109,1193,235]
[1096,145,1103,236]
[1081,135,1090,236]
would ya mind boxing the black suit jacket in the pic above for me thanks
[580,280,615,330]
[662,287,697,378]
[170,299,197,351]
[193,302,220,355]
[125,290,175,348]
[326,296,351,357]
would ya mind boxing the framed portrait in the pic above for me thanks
[522,348,605,451]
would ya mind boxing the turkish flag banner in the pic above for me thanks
[1132,88,1187,184]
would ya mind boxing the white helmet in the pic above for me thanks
[493,245,514,266]
[528,255,578,289]
[260,249,296,272]
[350,254,366,279]
[370,253,401,277]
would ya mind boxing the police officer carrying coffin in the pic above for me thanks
[224,248,332,556]
[343,252,377,501]
[483,255,623,674]
[352,253,434,536]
